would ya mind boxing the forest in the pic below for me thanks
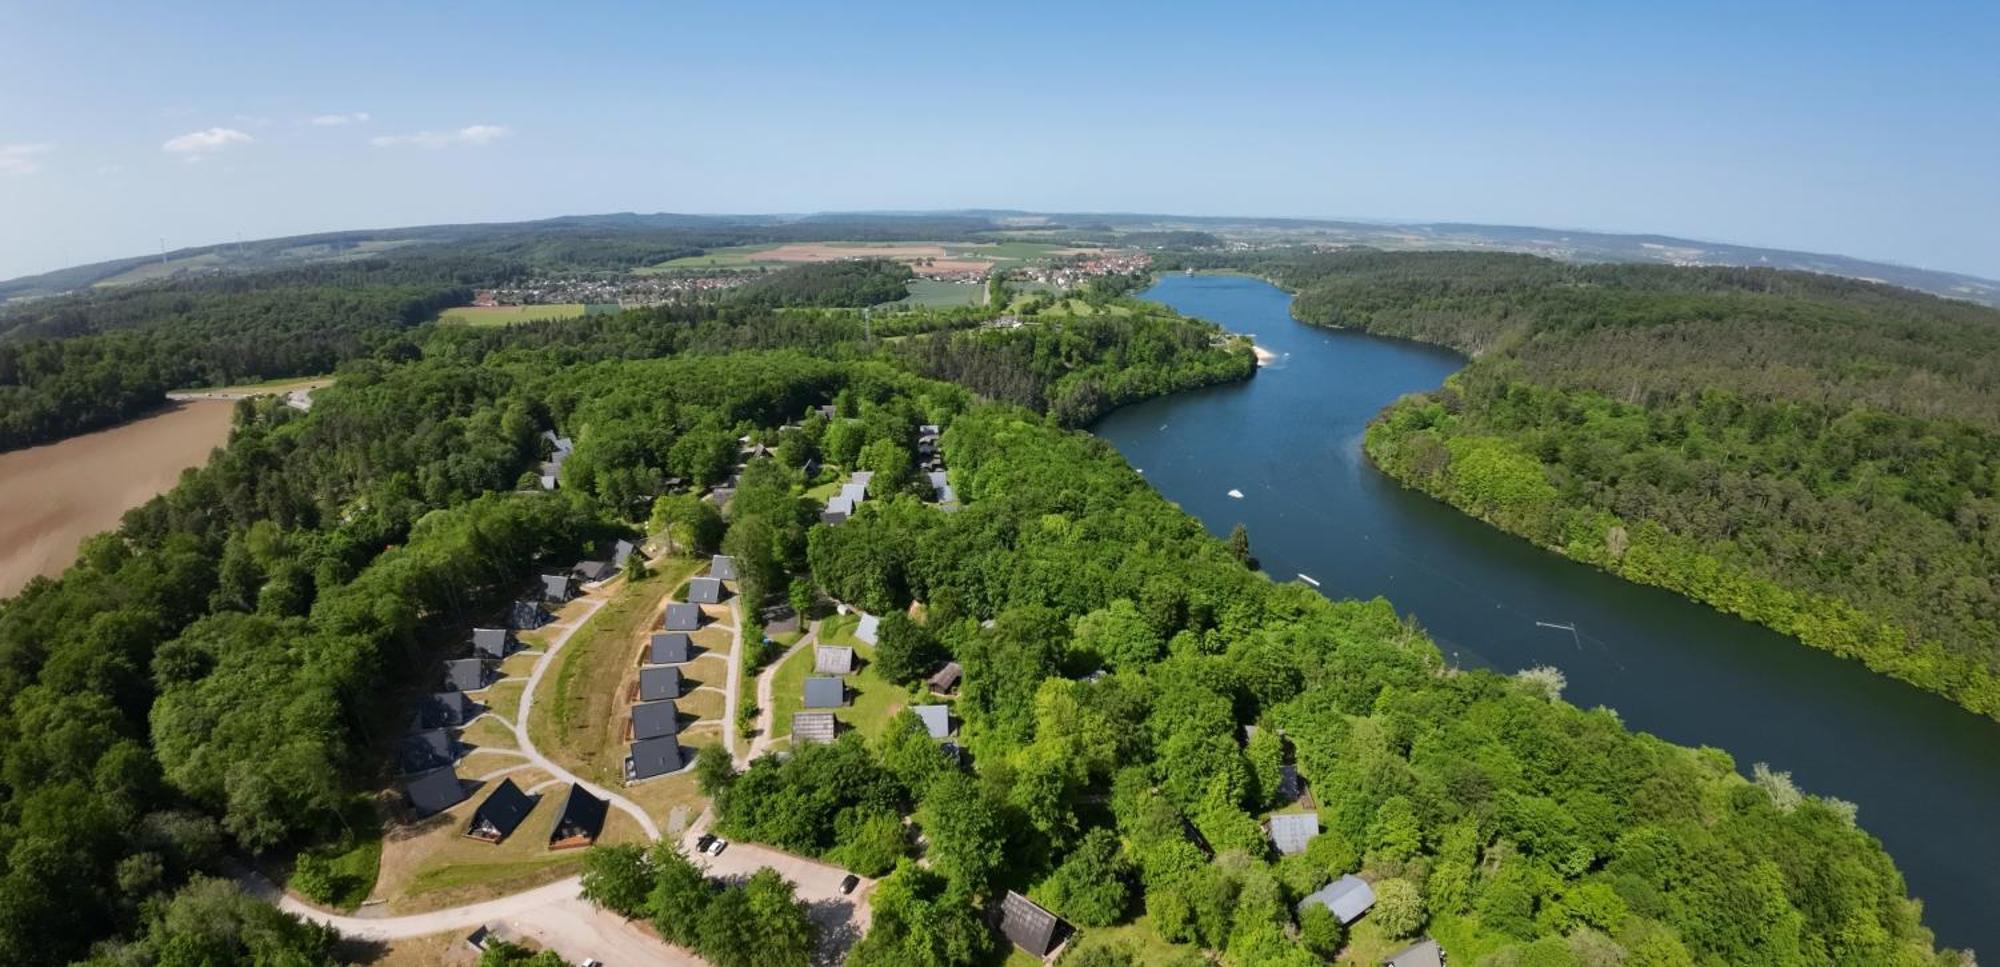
[722,258,916,309]
[1205,250,2000,720]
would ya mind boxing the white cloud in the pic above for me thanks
[0,143,51,176]
[370,124,511,149]
[309,112,371,126]
[162,127,253,156]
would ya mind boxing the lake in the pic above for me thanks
[0,401,234,598]
[1095,273,2000,954]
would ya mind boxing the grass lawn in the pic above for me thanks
[529,559,702,787]
[623,766,710,834]
[457,715,517,753]
[1006,916,1201,966]
[439,304,589,326]
[477,680,526,719]
[381,792,645,913]
[768,616,911,743]
[361,931,460,966]
[457,749,529,780]
[897,279,985,307]
[642,244,782,271]
[287,796,384,911]
[498,650,541,678]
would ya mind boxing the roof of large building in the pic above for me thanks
[662,603,703,631]
[1267,811,1320,856]
[444,658,489,692]
[999,890,1064,956]
[804,676,845,708]
[472,627,510,659]
[854,613,880,644]
[814,645,854,675]
[551,784,609,847]
[687,577,723,605]
[625,737,683,781]
[630,700,679,741]
[648,632,691,664]
[791,712,838,745]
[912,704,951,739]
[1300,874,1376,925]
[398,729,456,774]
[467,778,535,842]
[1383,939,1446,967]
[638,665,682,702]
[710,554,738,581]
[929,661,963,692]
[404,768,465,816]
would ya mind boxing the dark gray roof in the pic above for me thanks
[820,509,849,526]
[1000,891,1064,956]
[1300,874,1376,925]
[638,666,682,702]
[467,778,535,842]
[404,769,465,816]
[625,737,683,781]
[648,632,691,664]
[710,554,738,581]
[551,784,608,846]
[509,599,551,629]
[928,661,962,691]
[792,712,837,744]
[912,704,950,739]
[574,560,614,582]
[814,645,854,675]
[1267,811,1319,855]
[414,691,477,729]
[540,573,573,602]
[662,603,703,632]
[687,577,723,605]
[630,700,679,741]
[472,628,510,659]
[1383,939,1445,967]
[444,658,490,692]
[611,540,635,566]
[398,729,457,774]
[804,676,844,708]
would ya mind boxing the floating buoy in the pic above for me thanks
[1227,488,1244,499]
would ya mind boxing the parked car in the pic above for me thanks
[706,837,728,856]
[840,874,860,895]
[695,834,715,853]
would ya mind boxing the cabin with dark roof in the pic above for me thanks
[710,554,738,581]
[398,729,458,775]
[444,658,491,692]
[573,559,615,583]
[636,666,682,702]
[648,632,691,664]
[625,737,683,782]
[662,603,703,632]
[465,778,535,843]
[509,599,552,630]
[472,627,512,659]
[629,701,679,741]
[928,661,963,694]
[540,573,574,603]
[1383,939,1446,967]
[611,540,635,568]
[1267,811,1319,856]
[413,691,478,730]
[804,676,845,709]
[998,891,1066,958]
[687,577,723,604]
[549,784,608,849]
[405,769,466,817]
[815,645,854,675]
[792,712,838,745]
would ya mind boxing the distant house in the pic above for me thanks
[820,508,850,526]
[629,700,679,741]
[792,712,838,745]
[912,704,951,739]
[1266,811,1319,856]
[465,778,535,844]
[687,577,723,605]
[610,540,636,568]
[398,729,458,775]
[540,573,574,604]
[636,665,682,702]
[413,691,478,730]
[813,403,837,420]
[926,470,957,506]
[710,554,739,581]
[662,603,703,632]
[574,559,615,583]
[404,768,465,817]
[625,737,683,782]
[822,494,855,523]
[998,891,1066,958]
[508,599,552,630]
[854,613,880,645]
[549,784,608,850]
[838,482,868,505]
[472,627,511,659]
[814,645,855,676]
[1383,939,1446,967]
[928,661,963,694]
[648,632,692,664]
[1299,874,1376,925]
[804,676,845,709]
[444,658,491,693]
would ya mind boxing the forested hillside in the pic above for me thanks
[1241,250,2000,719]
[723,258,915,308]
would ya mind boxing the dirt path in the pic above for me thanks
[721,597,744,764]
[745,622,816,764]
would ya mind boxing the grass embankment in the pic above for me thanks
[379,786,645,913]
[767,612,907,743]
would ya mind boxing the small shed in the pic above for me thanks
[814,645,855,676]
[398,729,457,775]
[804,676,845,709]
[637,665,682,702]
[999,890,1066,957]
[549,784,609,850]
[630,700,679,741]
[465,778,535,844]
[1299,874,1376,925]
[928,661,962,694]
[444,658,490,692]
[854,613,880,645]
[471,627,511,659]
[1383,939,1446,967]
[625,737,683,782]
[1267,811,1320,856]
[912,704,951,739]
[710,554,739,581]
[792,712,838,745]
[540,573,573,603]
[404,769,465,817]
[687,577,723,605]
[648,632,692,664]
[413,691,477,729]
[663,603,703,632]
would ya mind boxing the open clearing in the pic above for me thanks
[372,779,645,914]
[439,304,615,326]
[898,279,985,307]
[767,613,909,744]
[645,239,1113,279]
[0,401,234,598]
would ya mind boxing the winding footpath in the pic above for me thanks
[745,621,816,764]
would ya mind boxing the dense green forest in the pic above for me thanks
[1209,250,2000,720]
[723,258,916,309]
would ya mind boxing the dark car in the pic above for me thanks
[840,874,860,895]
[695,834,715,853]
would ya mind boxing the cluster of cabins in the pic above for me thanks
[623,555,734,783]
[794,610,958,754]
[537,431,574,491]
[821,423,958,526]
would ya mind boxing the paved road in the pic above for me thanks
[251,872,586,942]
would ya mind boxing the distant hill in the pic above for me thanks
[5,209,1995,308]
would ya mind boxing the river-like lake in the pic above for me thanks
[1094,273,1999,954]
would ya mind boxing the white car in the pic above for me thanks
[705,837,728,856]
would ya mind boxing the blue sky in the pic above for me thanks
[1,1,1995,280]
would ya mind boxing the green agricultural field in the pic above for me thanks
[439,303,609,326]
[92,253,229,287]
[896,279,985,307]
[642,244,783,271]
